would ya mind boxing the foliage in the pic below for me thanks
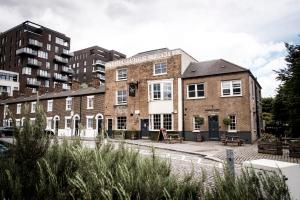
[262,112,273,125]
[260,133,278,142]
[262,97,274,113]
[195,116,204,125]
[223,117,231,126]
[274,40,300,137]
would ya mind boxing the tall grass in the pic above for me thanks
[0,104,291,199]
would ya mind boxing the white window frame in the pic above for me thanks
[153,62,167,76]
[46,117,52,129]
[16,119,21,127]
[148,80,173,101]
[65,97,72,111]
[187,83,205,99]
[149,114,173,131]
[31,102,36,113]
[30,118,36,125]
[116,116,127,130]
[221,80,242,97]
[87,96,94,109]
[116,68,128,81]
[228,115,237,132]
[192,116,202,132]
[65,116,72,129]
[116,90,127,105]
[86,115,94,129]
[16,103,21,114]
[47,100,53,112]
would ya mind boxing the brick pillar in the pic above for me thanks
[71,80,80,91]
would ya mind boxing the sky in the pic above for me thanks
[0,0,299,97]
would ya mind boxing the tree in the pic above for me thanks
[274,39,300,137]
[262,97,274,113]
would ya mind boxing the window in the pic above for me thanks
[45,80,50,88]
[47,44,51,51]
[117,116,127,130]
[193,116,203,131]
[55,37,64,45]
[38,51,48,59]
[65,117,71,129]
[187,83,205,98]
[117,90,127,105]
[48,34,51,41]
[117,68,127,81]
[84,68,86,73]
[149,81,172,101]
[47,100,53,112]
[150,114,173,130]
[55,46,59,53]
[86,116,94,129]
[65,97,72,111]
[229,115,236,131]
[16,119,21,127]
[154,62,167,75]
[87,96,94,109]
[30,118,35,125]
[31,102,36,113]
[84,61,87,66]
[46,62,50,69]
[46,118,52,129]
[16,103,21,114]
[221,80,242,96]
[54,64,58,71]
[22,67,31,75]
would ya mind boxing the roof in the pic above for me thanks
[131,48,170,58]
[182,59,249,78]
[0,86,105,105]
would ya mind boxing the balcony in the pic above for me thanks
[37,70,50,79]
[54,55,68,64]
[93,66,105,74]
[16,48,37,57]
[61,66,74,74]
[28,38,43,48]
[27,58,42,67]
[53,73,68,82]
[62,83,70,90]
[93,60,105,66]
[61,49,74,57]
[26,78,41,87]
[97,74,105,81]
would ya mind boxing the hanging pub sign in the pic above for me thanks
[129,82,137,97]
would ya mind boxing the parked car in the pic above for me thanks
[0,127,14,137]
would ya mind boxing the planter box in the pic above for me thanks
[289,142,300,158]
[258,141,283,155]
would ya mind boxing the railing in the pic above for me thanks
[62,49,74,57]
[54,55,68,64]
[97,74,105,80]
[27,58,42,67]
[62,84,70,90]
[16,48,37,56]
[54,73,68,81]
[37,70,50,78]
[26,78,41,86]
[61,66,74,74]
[28,38,43,48]
[93,60,105,66]
[93,66,105,73]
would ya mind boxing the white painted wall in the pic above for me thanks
[148,100,173,114]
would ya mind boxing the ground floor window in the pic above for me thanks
[65,117,71,129]
[229,115,236,131]
[46,118,52,129]
[193,116,203,131]
[86,116,94,129]
[117,116,127,130]
[150,114,173,130]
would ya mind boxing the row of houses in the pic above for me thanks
[0,48,262,143]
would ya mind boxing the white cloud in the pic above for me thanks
[0,0,298,97]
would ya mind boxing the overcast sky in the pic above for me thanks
[1,0,299,97]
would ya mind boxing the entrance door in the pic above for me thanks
[74,118,80,136]
[208,115,219,140]
[107,119,113,138]
[140,119,149,138]
[97,117,103,135]
[55,120,59,136]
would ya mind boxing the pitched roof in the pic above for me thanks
[0,86,105,104]
[182,59,249,78]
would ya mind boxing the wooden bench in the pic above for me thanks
[222,135,244,146]
[167,133,183,144]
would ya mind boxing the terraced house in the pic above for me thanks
[104,48,262,143]
[0,80,105,138]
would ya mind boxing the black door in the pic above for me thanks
[107,119,113,138]
[208,115,219,140]
[75,119,79,136]
[97,118,102,135]
[55,120,59,136]
[140,119,149,138]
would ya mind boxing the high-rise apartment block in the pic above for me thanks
[0,21,73,95]
[69,46,126,85]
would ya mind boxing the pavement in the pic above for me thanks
[1,137,299,164]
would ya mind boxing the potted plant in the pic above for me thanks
[258,133,283,155]
[289,139,300,158]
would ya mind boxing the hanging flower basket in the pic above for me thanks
[223,117,231,126]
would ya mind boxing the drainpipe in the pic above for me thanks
[79,96,82,124]
[181,79,185,139]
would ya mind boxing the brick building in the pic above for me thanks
[0,80,105,138]
[182,59,262,143]
[0,21,73,95]
[69,46,126,85]
[104,48,262,143]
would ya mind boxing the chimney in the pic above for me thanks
[12,90,20,98]
[54,83,63,93]
[71,80,80,91]
[88,77,101,88]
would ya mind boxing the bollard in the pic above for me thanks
[226,148,235,177]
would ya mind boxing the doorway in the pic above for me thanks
[140,119,149,138]
[107,119,113,138]
[208,115,219,140]
[96,114,103,136]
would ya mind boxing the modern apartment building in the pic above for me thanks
[104,48,262,143]
[0,70,19,97]
[0,21,73,95]
[0,80,105,138]
[69,46,126,85]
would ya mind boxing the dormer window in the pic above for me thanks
[154,62,167,75]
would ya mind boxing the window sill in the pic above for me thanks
[192,130,201,132]
[87,107,94,110]
[114,104,127,107]
[227,130,237,133]
[187,97,205,100]
[116,79,127,82]
[153,73,167,76]
[221,95,242,98]
[149,99,172,102]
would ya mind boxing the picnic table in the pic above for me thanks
[221,134,244,146]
